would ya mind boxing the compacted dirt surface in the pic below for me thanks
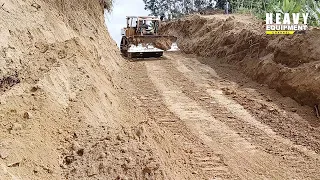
[1,0,320,179]
[122,52,320,180]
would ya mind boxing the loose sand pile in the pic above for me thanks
[161,14,320,107]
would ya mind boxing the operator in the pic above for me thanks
[139,20,149,34]
[142,20,148,29]
[136,20,143,33]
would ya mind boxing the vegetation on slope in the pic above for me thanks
[101,0,113,12]
[230,0,320,26]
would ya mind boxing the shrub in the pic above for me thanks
[100,0,113,12]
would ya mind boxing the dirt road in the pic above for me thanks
[124,52,320,179]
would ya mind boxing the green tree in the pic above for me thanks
[143,0,320,26]
[216,0,227,9]
[143,0,160,15]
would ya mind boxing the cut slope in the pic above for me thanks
[160,14,320,107]
[0,1,169,179]
[0,0,121,179]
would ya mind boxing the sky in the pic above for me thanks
[105,0,150,46]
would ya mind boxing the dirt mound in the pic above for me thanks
[160,14,320,107]
[153,37,177,50]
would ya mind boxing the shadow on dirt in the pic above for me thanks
[122,55,170,62]
[0,72,20,93]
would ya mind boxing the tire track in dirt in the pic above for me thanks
[145,60,303,179]
[125,60,238,179]
[162,53,320,178]
[169,53,320,159]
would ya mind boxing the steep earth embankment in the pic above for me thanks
[0,1,176,179]
[161,14,320,107]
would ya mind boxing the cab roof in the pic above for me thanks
[126,16,160,21]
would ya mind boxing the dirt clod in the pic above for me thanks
[23,112,32,119]
[31,3,41,10]
[12,123,23,131]
[7,161,21,167]
[64,156,75,165]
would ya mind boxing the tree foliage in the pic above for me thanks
[227,0,320,26]
[143,0,320,26]
[143,0,216,18]
[100,0,113,12]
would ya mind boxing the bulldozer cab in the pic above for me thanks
[120,16,179,58]
[125,16,160,37]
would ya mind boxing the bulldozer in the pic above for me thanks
[120,16,179,58]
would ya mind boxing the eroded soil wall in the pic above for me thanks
[161,14,320,107]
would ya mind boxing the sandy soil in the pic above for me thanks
[122,52,320,179]
[0,0,166,179]
[1,0,320,179]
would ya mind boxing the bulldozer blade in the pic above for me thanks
[127,35,180,52]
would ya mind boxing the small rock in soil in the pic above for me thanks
[71,141,81,151]
[291,108,298,112]
[0,149,9,159]
[7,160,21,167]
[87,166,98,177]
[31,3,41,10]
[23,112,32,119]
[12,123,23,131]
[99,152,106,159]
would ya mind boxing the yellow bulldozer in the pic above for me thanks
[120,16,179,58]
